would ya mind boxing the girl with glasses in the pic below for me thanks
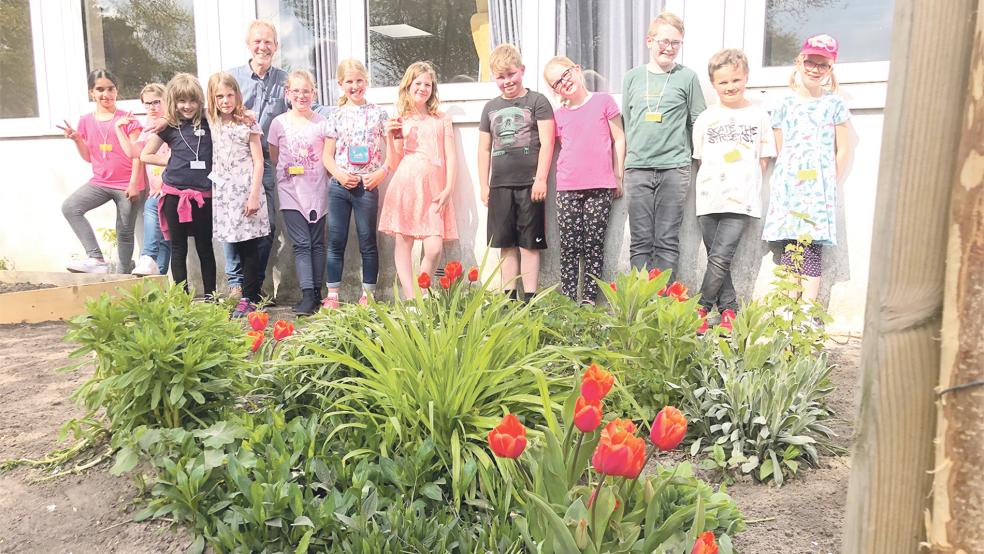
[127,83,171,277]
[762,34,852,303]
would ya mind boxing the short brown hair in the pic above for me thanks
[707,48,749,80]
[489,43,523,74]
[648,12,684,37]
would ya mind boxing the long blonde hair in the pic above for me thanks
[336,59,369,107]
[163,73,206,128]
[396,61,440,117]
[789,54,839,93]
[206,72,247,123]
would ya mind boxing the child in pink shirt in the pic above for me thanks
[543,56,625,305]
[58,69,143,273]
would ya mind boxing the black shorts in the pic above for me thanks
[487,186,546,249]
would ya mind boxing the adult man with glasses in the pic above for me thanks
[225,20,290,300]
[620,11,706,277]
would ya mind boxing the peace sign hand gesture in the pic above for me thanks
[56,120,81,142]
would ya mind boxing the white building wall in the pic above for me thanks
[0,2,884,333]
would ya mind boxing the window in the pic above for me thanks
[256,0,338,103]
[556,1,663,93]
[364,0,521,87]
[0,0,40,118]
[763,0,894,66]
[81,0,198,99]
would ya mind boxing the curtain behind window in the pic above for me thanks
[557,1,663,93]
[489,0,521,49]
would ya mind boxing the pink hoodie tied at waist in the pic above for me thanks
[158,184,212,240]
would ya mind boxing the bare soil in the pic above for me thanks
[0,282,58,294]
[0,321,860,553]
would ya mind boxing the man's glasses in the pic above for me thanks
[143,99,162,107]
[803,59,832,73]
[652,38,683,50]
[550,66,576,92]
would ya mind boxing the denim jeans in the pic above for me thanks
[281,209,326,291]
[141,194,171,275]
[326,177,379,289]
[61,182,139,272]
[697,213,748,312]
[224,158,277,288]
[625,166,691,276]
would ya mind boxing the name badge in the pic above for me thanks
[190,160,206,170]
[348,144,370,165]
[99,143,113,152]
[207,171,224,185]
[645,112,663,123]
[723,149,742,163]
[152,167,163,176]
[289,165,305,175]
[796,168,818,181]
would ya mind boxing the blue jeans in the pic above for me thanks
[224,158,276,288]
[141,194,171,275]
[625,166,691,277]
[326,177,379,289]
[697,213,748,312]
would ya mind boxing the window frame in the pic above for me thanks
[741,0,891,88]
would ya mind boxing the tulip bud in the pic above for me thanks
[644,478,655,503]
[574,518,589,549]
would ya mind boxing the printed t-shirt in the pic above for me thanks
[268,112,329,222]
[692,102,776,217]
[621,64,706,170]
[77,111,143,190]
[159,119,213,191]
[554,92,620,191]
[479,90,554,188]
[324,103,389,175]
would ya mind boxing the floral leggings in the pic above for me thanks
[557,188,614,302]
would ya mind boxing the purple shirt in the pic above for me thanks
[554,92,620,191]
[268,112,329,222]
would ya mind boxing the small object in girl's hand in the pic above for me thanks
[392,117,404,139]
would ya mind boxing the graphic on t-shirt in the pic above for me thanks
[706,122,759,145]
[490,106,532,156]
[281,135,320,178]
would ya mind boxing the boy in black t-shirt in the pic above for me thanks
[478,44,555,302]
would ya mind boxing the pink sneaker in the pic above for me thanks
[358,292,371,306]
[321,293,340,310]
[719,309,736,334]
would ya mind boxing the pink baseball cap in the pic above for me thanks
[800,34,838,61]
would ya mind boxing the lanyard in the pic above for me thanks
[95,113,116,158]
[178,121,203,161]
[644,69,672,115]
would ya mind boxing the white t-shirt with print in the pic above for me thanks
[692,102,776,217]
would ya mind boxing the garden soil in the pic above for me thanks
[0,321,861,554]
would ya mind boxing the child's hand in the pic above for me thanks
[244,190,261,216]
[149,117,168,134]
[432,189,451,214]
[614,175,623,199]
[115,111,134,129]
[125,182,140,201]
[385,117,404,138]
[336,171,359,189]
[531,179,548,202]
[363,168,385,191]
[481,186,490,207]
[56,120,81,141]
[149,181,163,198]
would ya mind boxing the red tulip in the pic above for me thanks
[272,320,294,341]
[417,272,431,289]
[573,396,602,433]
[445,261,463,282]
[468,266,479,282]
[660,281,689,301]
[592,419,646,478]
[246,330,263,352]
[247,310,269,331]
[488,413,527,458]
[439,275,452,289]
[609,282,617,291]
[691,531,719,554]
[580,363,614,402]
[650,406,687,451]
[648,267,662,280]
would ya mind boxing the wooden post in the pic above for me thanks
[927,5,984,552]
[843,1,978,553]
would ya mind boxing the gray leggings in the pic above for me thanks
[61,182,138,272]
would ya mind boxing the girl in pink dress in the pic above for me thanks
[379,62,458,299]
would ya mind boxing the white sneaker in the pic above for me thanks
[66,257,109,274]
[131,255,160,276]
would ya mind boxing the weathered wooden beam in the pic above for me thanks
[927,4,984,552]
[844,1,979,552]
